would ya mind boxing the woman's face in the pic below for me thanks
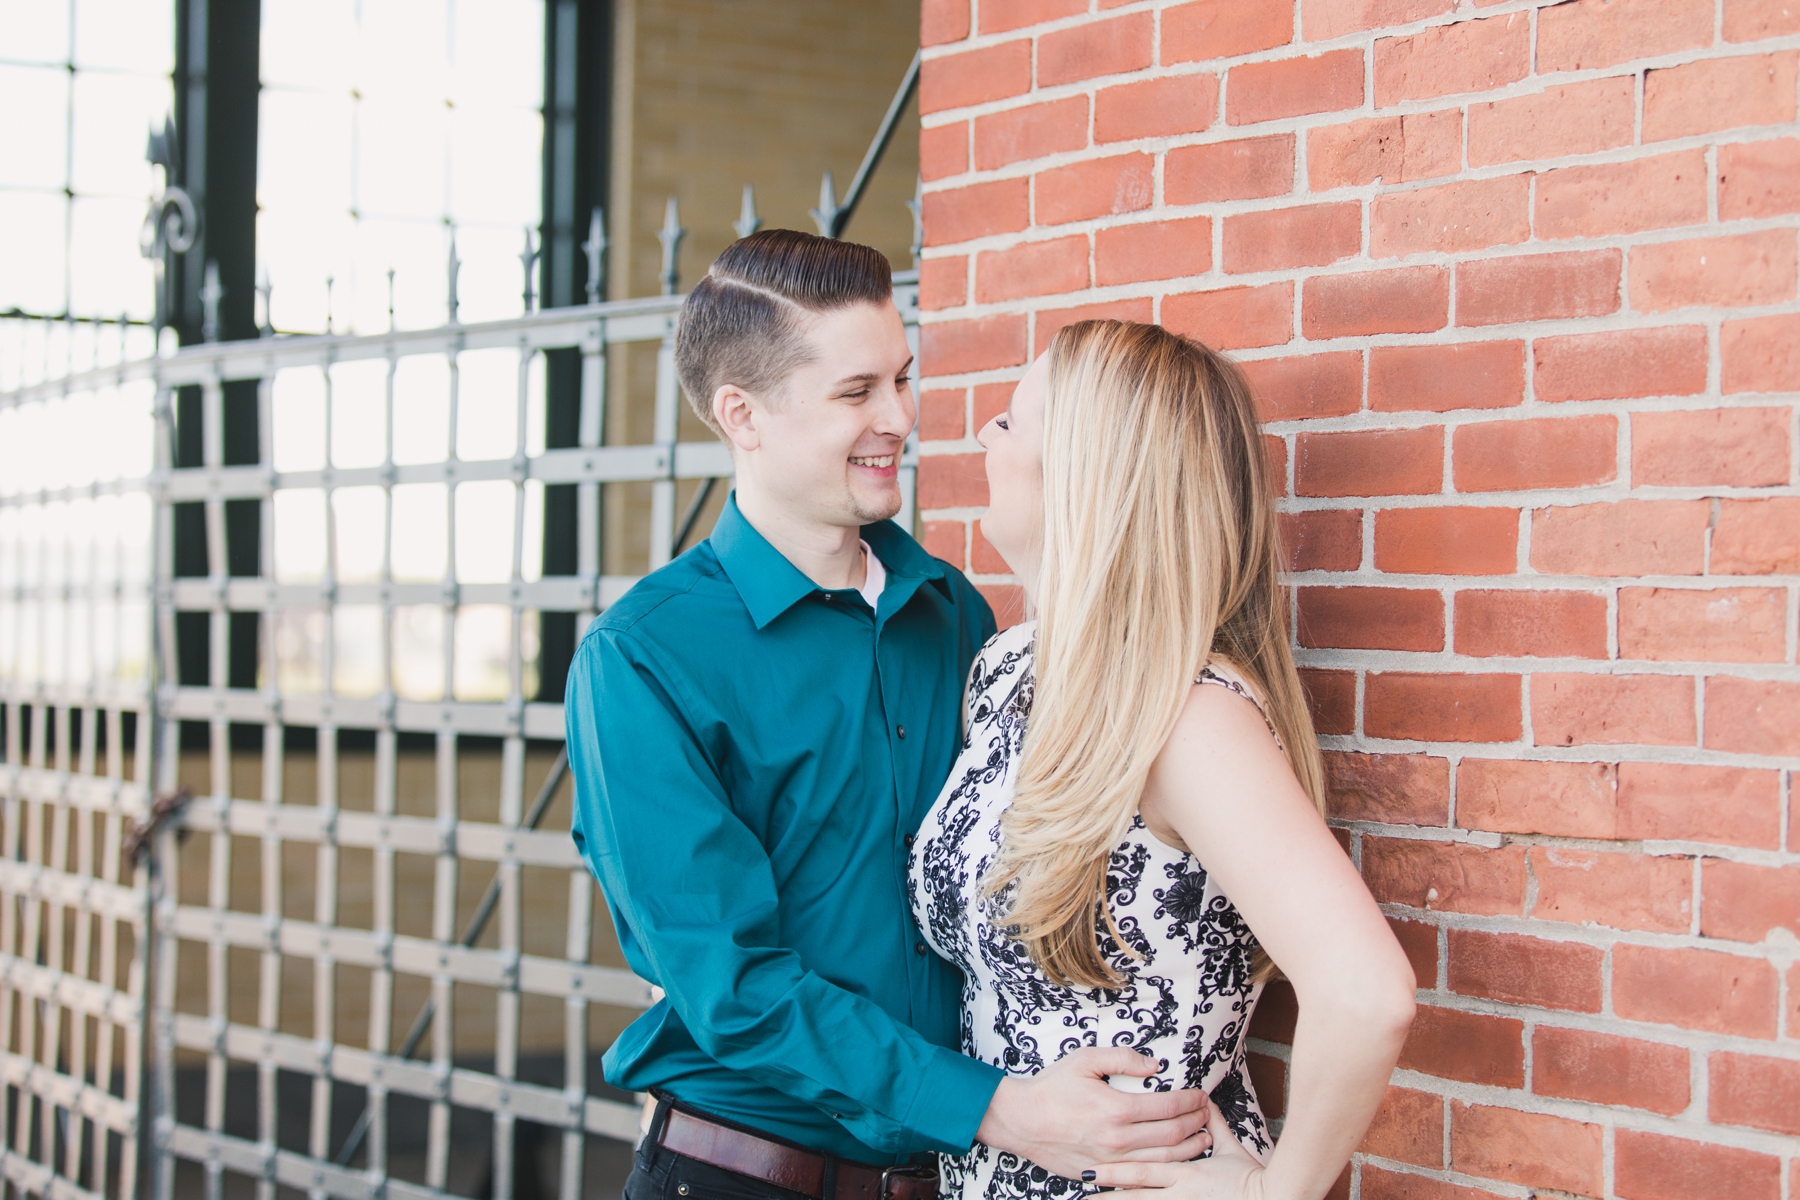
[977,352,1049,592]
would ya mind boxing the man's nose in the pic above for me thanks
[871,380,915,438]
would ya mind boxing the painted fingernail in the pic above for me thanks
[1081,1171,1097,1183]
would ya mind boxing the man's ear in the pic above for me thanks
[713,383,761,453]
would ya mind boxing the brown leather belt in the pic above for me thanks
[658,1106,939,1200]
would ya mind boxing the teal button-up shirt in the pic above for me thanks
[566,495,1003,1164]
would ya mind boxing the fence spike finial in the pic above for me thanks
[582,206,608,305]
[907,175,924,269]
[810,171,842,238]
[200,259,223,343]
[658,196,687,296]
[446,227,461,324]
[520,226,542,313]
[386,267,396,332]
[256,266,274,338]
[733,185,763,240]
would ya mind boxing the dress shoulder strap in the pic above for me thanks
[1196,662,1284,749]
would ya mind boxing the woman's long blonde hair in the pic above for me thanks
[985,320,1326,990]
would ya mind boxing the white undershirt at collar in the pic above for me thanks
[858,539,886,610]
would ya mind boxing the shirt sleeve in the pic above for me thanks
[565,628,1002,1157]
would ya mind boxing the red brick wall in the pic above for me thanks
[914,2,1800,1196]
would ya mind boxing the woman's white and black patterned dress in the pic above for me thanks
[906,621,1275,1200]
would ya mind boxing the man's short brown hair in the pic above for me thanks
[675,229,893,435]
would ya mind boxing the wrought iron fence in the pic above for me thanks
[1,209,923,1199]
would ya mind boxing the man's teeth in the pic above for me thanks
[850,455,895,468]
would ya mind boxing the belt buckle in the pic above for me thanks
[879,1164,937,1200]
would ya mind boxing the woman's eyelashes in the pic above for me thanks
[995,416,1010,431]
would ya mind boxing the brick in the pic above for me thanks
[1302,585,1446,652]
[920,313,1029,375]
[1721,138,1800,219]
[1449,1103,1602,1197]
[1034,153,1152,226]
[1094,75,1217,143]
[1166,135,1294,203]
[1632,230,1799,313]
[1326,751,1451,824]
[1375,14,1529,105]
[922,178,1029,246]
[1712,497,1800,574]
[921,519,965,566]
[919,256,967,312]
[1227,49,1364,125]
[1533,1027,1691,1116]
[1529,499,1710,576]
[1366,672,1521,743]
[1619,586,1787,664]
[1359,1167,1504,1200]
[972,381,1014,434]
[1297,428,1442,498]
[1307,110,1460,190]
[920,40,1032,114]
[1531,673,1698,748]
[1455,590,1608,659]
[1468,77,1635,166]
[1699,676,1800,759]
[1369,342,1523,413]
[1245,1051,1285,1119]
[1032,297,1155,356]
[976,0,1082,35]
[1359,1086,1444,1169]
[1305,0,1452,40]
[1038,13,1152,86]
[1372,176,1531,259]
[1530,846,1694,933]
[1224,202,1361,274]
[921,0,970,45]
[1091,217,1211,289]
[973,96,1087,171]
[1163,0,1293,63]
[919,388,966,441]
[1644,52,1799,141]
[919,121,968,182]
[1726,0,1800,39]
[1453,415,1617,492]
[1265,433,1289,487]
[1363,837,1526,915]
[1304,267,1449,339]
[1448,929,1603,1012]
[1713,1050,1800,1137]
[1281,509,1362,572]
[978,583,1026,629]
[1456,250,1621,326]
[1538,0,1714,72]
[1456,758,1618,838]
[1533,325,1709,402]
[1703,861,1800,944]
[1536,150,1710,240]
[1617,762,1782,850]
[1242,352,1362,422]
[975,237,1089,304]
[1391,918,1438,988]
[1614,944,1778,1038]
[1723,312,1800,393]
[1615,1130,1782,1200]
[1299,667,1356,734]
[1163,282,1293,352]
[1399,1008,1525,1086]
[1374,507,1517,575]
[917,452,989,510]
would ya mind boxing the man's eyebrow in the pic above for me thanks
[831,357,915,388]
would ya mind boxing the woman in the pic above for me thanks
[907,321,1416,1200]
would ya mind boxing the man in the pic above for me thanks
[566,230,1208,1200]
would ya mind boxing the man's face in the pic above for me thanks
[734,301,916,528]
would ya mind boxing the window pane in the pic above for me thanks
[331,486,386,583]
[391,604,444,700]
[271,368,327,472]
[257,88,355,216]
[449,105,541,226]
[2,0,72,65]
[389,483,447,582]
[333,604,384,697]
[451,0,542,108]
[260,0,355,90]
[330,357,389,469]
[455,347,519,461]
[392,354,451,465]
[73,0,173,73]
[358,98,447,222]
[69,194,156,318]
[70,70,170,196]
[355,0,448,102]
[0,66,70,189]
[272,489,327,583]
[454,480,514,584]
[0,190,68,312]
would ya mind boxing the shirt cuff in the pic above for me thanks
[900,1047,1006,1155]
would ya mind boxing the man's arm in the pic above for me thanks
[567,629,1001,1157]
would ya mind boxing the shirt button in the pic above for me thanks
[896,725,907,739]
[914,941,927,955]
[903,833,915,848]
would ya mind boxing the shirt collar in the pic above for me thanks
[710,492,949,630]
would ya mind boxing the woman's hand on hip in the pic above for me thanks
[1090,1097,1266,1200]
